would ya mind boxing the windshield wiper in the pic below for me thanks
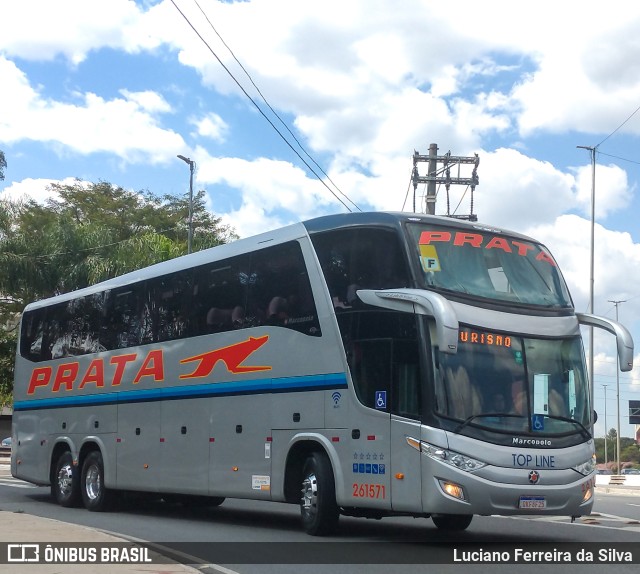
[453,413,525,434]
[540,414,592,439]
[453,413,592,439]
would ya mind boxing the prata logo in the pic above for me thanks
[528,470,541,485]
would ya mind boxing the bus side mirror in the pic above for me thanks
[577,313,634,372]
[356,288,459,354]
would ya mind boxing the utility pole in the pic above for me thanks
[608,299,626,474]
[603,384,608,466]
[412,144,480,221]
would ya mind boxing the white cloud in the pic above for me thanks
[119,90,172,114]
[529,215,640,318]
[190,113,228,142]
[571,162,634,219]
[457,148,576,230]
[194,150,343,236]
[0,0,149,64]
[0,177,73,204]
[0,55,185,163]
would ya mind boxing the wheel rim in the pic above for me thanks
[301,471,318,519]
[84,464,101,501]
[57,464,74,497]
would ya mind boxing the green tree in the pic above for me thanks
[0,150,6,181]
[0,181,237,402]
[0,181,237,312]
[0,330,16,408]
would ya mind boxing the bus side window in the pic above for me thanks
[191,255,250,335]
[393,340,421,419]
[349,339,392,411]
[148,271,193,342]
[102,286,143,350]
[247,241,321,336]
[47,302,71,359]
[311,228,410,310]
[20,308,46,361]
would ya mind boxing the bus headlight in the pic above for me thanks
[572,454,596,476]
[406,436,487,472]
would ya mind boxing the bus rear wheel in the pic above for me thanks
[52,451,81,507]
[300,451,339,536]
[431,513,473,531]
[81,451,115,512]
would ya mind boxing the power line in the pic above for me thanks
[596,103,640,148]
[170,0,359,213]
[597,150,640,166]
[191,0,360,213]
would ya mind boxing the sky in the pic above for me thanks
[1,0,640,440]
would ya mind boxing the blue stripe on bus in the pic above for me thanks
[12,372,349,412]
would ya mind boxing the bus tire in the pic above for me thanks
[300,451,339,536]
[431,513,473,531]
[52,451,81,507]
[80,451,115,512]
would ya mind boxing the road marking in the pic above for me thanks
[0,477,39,489]
[505,513,640,532]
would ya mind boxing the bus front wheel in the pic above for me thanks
[431,513,473,531]
[81,451,115,512]
[52,451,81,507]
[300,451,339,536]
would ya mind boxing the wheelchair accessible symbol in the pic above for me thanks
[532,414,545,431]
[375,390,387,410]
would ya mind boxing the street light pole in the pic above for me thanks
[177,154,195,254]
[603,384,608,466]
[609,299,626,474]
[577,145,596,431]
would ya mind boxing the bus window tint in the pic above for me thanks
[247,242,321,336]
[435,332,590,434]
[18,240,322,363]
[192,255,250,334]
[311,228,410,309]
[406,224,573,308]
[20,308,46,361]
[104,285,145,350]
[339,311,422,419]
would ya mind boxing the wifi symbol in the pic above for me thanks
[331,391,342,405]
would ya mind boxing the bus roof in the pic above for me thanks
[302,211,538,243]
[22,211,541,311]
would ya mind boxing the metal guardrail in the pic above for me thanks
[0,446,11,458]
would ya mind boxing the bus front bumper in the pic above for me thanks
[422,464,595,517]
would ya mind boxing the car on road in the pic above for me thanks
[1,437,11,448]
[621,468,640,475]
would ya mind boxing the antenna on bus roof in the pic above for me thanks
[411,144,480,221]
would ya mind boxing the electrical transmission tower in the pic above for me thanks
[411,143,480,221]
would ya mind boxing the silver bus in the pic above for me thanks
[12,211,633,535]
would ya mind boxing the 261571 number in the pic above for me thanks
[352,483,386,499]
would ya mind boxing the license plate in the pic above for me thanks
[519,496,546,509]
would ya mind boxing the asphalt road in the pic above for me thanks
[1,462,640,574]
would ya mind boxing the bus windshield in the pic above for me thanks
[434,330,590,436]
[406,223,573,308]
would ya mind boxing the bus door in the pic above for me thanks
[348,328,423,513]
[389,337,423,513]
